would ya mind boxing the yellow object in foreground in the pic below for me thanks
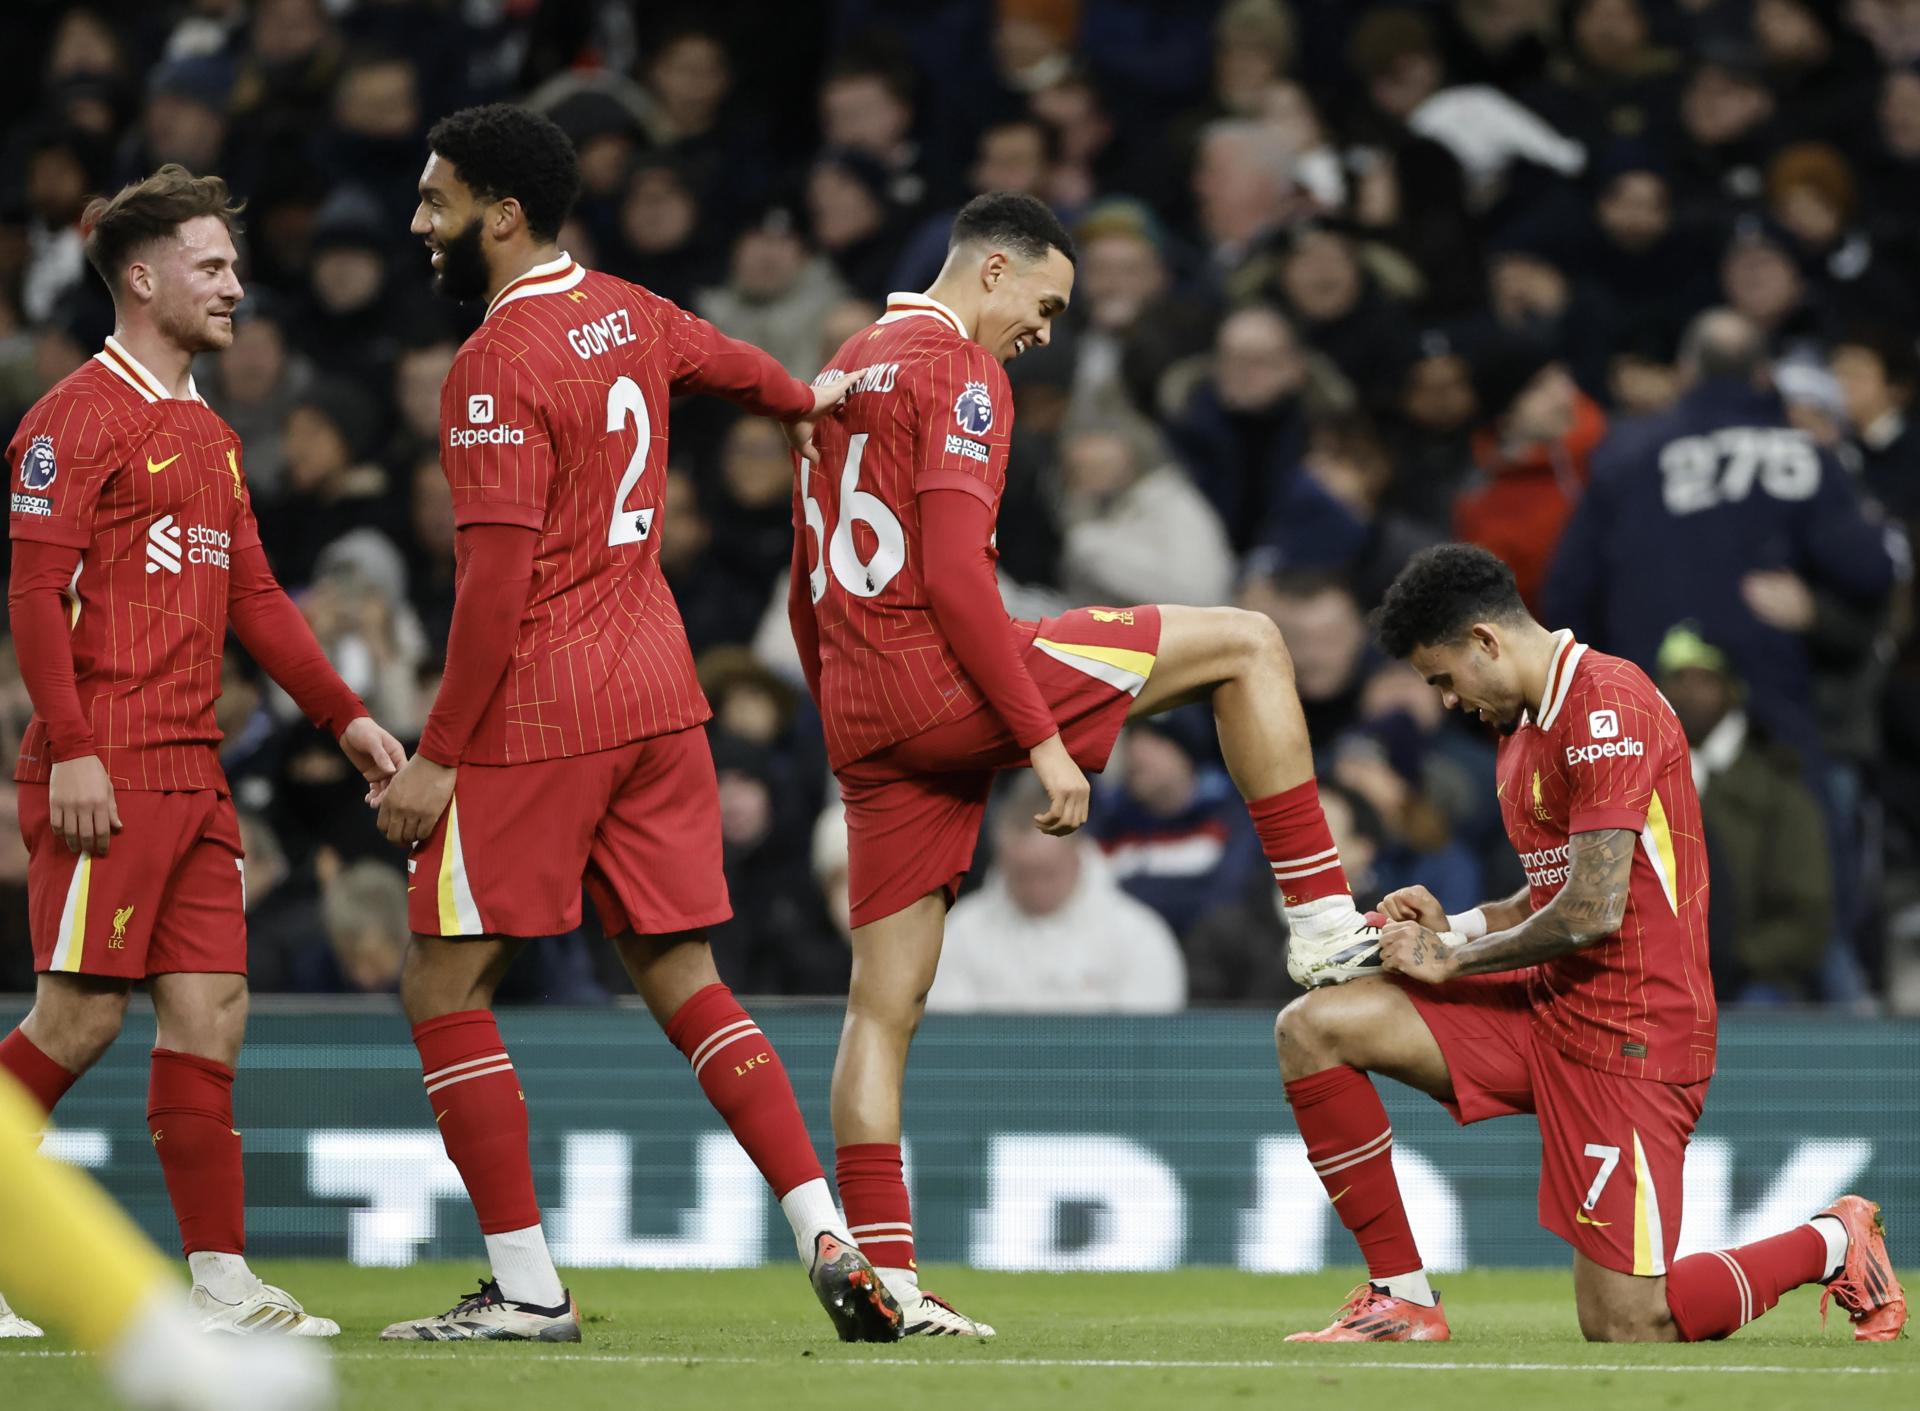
[0,1071,172,1350]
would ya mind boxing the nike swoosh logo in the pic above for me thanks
[147,453,181,474]
[1576,1211,1613,1227]
[1329,1185,1351,1204]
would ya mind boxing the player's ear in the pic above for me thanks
[124,258,153,305]
[491,196,525,242]
[981,249,1009,291]
[1471,622,1500,658]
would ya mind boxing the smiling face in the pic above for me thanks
[1408,625,1528,734]
[970,244,1073,363]
[410,151,495,302]
[135,214,243,354]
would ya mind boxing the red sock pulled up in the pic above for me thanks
[665,983,822,1198]
[837,1143,915,1272]
[413,1010,540,1234]
[1666,1225,1829,1340]
[1250,779,1351,906]
[0,1028,78,1116]
[147,1048,245,1255]
[1286,1064,1422,1279]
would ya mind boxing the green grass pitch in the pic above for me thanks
[3,1263,1914,1410]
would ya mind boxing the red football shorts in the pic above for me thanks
[19,786,246,979]
[1396,973,1708,1277]
[408,725,730,939]
[838,605,1162,930]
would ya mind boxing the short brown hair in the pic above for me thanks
[82,164,244,295]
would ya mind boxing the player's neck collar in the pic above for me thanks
[95,335,204,405]
[487,251,585,318]
[1525,629,1586,731]
[879,291,968,338]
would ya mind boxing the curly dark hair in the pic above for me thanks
[1371,544,1529,658]
[950,191,1076,266]
[427,104,581,242]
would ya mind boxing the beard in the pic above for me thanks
[157,298,234,355]
[432,216,491,302]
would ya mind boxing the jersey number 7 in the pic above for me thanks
[800,432,906,601]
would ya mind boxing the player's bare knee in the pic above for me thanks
[1234,608,1294,684]
[1275,989,1344,1075]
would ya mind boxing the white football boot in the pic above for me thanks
[0,1289,43,1337]
[378,1278,581,1342]
[190,1280,340,1337]
[1284,902,1384,987]
[899,1288,996,1337]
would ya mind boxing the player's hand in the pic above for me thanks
[1379,884,1448,933]
[1029,733,1090,836]
[376,756,456,846]
[1378,920,1459,985]
[339,716,407,806]
[1741,570,1815,634]
[48,755,121,857]
[784,371,857,466]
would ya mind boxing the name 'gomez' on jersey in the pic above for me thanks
[799,293,1020,769]
[8,339,257,792]
[440,254,812,765]
[1496,630,1716,1084]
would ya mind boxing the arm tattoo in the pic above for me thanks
[1448,829,1635,977]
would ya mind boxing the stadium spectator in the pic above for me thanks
[890,118,1057,294]
[1658,623,1833,1002]
[1238,571,1376,751]
[604,156,719,307]
[817,49,925,210]
[1832,325,1920,517]
[806,148,908,302]
[1057,416,1233,608]
[200,301,313,500]
[258,379,404,589]
[928,778,1186,1014]
[1088,710,1263,939]
[1453,335,1606,613]
[697,204,850,378]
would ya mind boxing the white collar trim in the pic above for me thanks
[487,251,586,317]
[876,291,968,338]
[1535,629,1588,731]
[94,335,204,404]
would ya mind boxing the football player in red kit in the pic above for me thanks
[1274,544,1903,1344]
[1,165,408,1337]
[370,105,897,1343]
[789,193,1381,1336]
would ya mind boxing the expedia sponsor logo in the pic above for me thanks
[1566,738,1644,765]
[943,433,989,463]
[448,423,526,448]
[1519,843,1572,888]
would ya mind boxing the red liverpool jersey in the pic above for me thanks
[799,292,1022,769]
[1496,630,1717,1083]
[8,339,258,792]
[438,253,813,764]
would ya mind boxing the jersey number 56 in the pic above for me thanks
[800,432,906,601]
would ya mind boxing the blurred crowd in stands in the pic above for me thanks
[1,0,1916,1012]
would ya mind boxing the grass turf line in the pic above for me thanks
[1,1263,1913,1411]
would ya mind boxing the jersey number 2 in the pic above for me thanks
[801,432,905,601]
[606,375,654,546]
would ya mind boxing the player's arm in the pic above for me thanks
[379,351,547,844]
[8,540,118,855]
[920,489,1086,834]
[1381,828,1634,981]
[226,529,404,792]
[786,493,823,703]
[1378,882,1534,936]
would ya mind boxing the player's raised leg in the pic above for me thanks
[380,932,579,1342]
[0,1073,335,1411]
[1127,605,1380,985]
[145,972,337,1337]
[1274,979,1457,1340]
[618,932,901,1342]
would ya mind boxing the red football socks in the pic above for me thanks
[413,1010,540,1235]
[837,1143,915,1272]
[147,1048,245,1255]
[1286,1065,1423,1279]
[0,1027,78,1116]
[665,984,823,1198]
[1666,1225,1830,1340]
[1251,780,1351,906]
